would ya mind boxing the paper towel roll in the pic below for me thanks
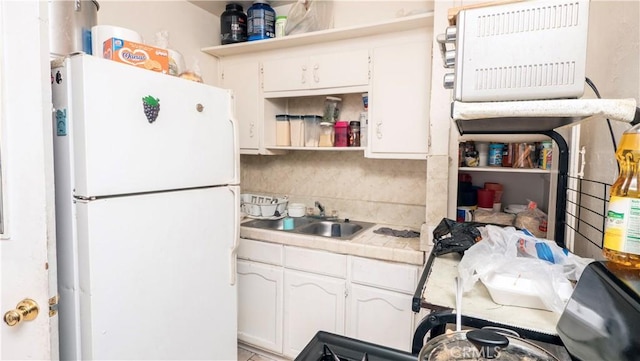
[91,25,142,57]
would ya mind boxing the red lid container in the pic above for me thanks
[334,121,349,147]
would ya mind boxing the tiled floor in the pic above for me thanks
[237,346,279,361]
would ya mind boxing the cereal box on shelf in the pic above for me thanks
[103,38,169,74]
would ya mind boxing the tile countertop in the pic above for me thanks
[240,221,428,265]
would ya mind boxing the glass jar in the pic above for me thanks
[322,96,342,123]
[319,122,335,147]
[348,121,360,147]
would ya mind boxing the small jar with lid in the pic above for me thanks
[275,15,287,37]
[319,122,335,147]
[348,121,361,147]
[275,114,291,146]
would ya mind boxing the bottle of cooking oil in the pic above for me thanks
[603,123,640,268]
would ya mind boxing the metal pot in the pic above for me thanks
[49,0,100,56]
[418,329,559,361]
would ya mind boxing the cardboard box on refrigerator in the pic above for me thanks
[103,38,169,74]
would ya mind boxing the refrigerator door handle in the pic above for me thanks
[228,91,240,185]
[229,185,240,285]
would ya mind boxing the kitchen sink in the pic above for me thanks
[242,216,375,240]
[294,220,375,239]
[242,216,316,231]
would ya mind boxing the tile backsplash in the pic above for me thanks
[240,152,426,229]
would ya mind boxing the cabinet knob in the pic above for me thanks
[443,73,455,90]
[444,50,456,68]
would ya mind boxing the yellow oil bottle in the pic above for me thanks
[603,123,640,268]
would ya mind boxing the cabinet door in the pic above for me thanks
[262,49,369,93]
[310,49,369,90]
[283,269,346,358]
[368,36,431,159]
[346,284,415,352]
[262,56,309,92]
[237,260,284,353]
[221,59,261,152]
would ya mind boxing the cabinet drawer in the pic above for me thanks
[238,238,283,266]
[262,49,369,92]
[284,246,347,278]
[350,257,418,294]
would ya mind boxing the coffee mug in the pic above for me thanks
[456,206,475,222]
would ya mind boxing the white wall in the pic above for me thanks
[572,0,640,259]
[97,1,219,84]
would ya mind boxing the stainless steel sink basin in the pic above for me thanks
[294,220,374,239]
[242,216,316,231]
[241,216,375,240]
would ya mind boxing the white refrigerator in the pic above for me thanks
[51,54,239,360]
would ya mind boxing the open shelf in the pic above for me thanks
[458,166,551,174]
[266,146,365,152]
[201,12,434,57]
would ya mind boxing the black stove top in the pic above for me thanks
[295,331,417,361]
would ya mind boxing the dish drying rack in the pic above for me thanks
[240,193,289,218]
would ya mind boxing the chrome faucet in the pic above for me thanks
[314,201,325,217]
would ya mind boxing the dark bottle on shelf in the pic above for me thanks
[221,3,248,45]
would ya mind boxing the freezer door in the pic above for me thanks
[72,187,238,360]
[63,54,238,198]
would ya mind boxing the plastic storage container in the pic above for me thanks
[319,122,335,147]
[323,96,342,123]
[247,0,275,41]
[334,121,348,147]
[220,3,248,45]
[275,114,290,146]
[290,115,304,147]
[275,15,287,37]
[304,115,321,147]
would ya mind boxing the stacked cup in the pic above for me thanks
[484,182,504,212]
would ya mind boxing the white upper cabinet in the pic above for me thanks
[203,13,434,159]
[367,31,432,159]
[220,58,261,153]
[262,49,370,93]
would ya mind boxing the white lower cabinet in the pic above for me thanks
[346,284,415,352]
[237,260,284,353]
[282,269,347,358]
[237,239,420,357]
[346,256,419,352]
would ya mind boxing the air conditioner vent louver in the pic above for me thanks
[475,2,582,37]
[474,61,577,91]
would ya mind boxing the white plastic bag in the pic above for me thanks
[458,225,593,313]
[285,0,334,35]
